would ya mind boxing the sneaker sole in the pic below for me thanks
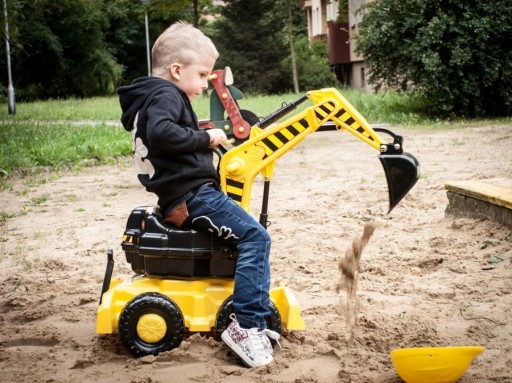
[221,331,272,368]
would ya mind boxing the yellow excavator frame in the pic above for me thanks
[220,88,418,213]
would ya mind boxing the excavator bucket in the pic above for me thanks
[379,152,419,212]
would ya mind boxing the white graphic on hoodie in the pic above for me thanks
[132,112,155,179]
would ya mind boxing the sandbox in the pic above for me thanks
[445,178,512,228]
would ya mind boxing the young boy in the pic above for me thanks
[117,21,279,367]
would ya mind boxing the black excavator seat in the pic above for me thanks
[121,206,238,279]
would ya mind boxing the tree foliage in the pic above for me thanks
[1,0,333,100]
[2,0,209,100]
[282,37,337,92]
[8,0,122,99]
[210,0,330,94]
[354,0,512,117]
[211,0,289,94]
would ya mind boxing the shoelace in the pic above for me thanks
[259,328,282,349]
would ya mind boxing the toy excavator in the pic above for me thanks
[96,85,419,358]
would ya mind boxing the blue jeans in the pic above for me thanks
[183,184,272,329]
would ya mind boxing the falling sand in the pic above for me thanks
[337,222,377,343]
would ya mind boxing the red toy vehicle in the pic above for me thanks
[199,67,259,145]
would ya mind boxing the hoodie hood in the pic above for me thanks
[115,75,217,209]
[117,77,180,132]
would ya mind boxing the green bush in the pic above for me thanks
[283,37,338,92]
[355,0,512,118]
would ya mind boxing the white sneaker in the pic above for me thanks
[221,313,281,368]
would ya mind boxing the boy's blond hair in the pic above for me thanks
[151,21,219,76]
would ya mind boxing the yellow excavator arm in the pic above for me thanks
[219,88,419,216]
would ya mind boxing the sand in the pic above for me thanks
[1,124,511,382]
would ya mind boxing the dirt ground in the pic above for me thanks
[1,124,511,383]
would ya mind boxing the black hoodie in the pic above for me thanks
[117,77,219,210]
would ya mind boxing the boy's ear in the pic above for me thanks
[169,63,181,80]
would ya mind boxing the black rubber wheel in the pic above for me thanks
[214,295,282,342]
[230,109,260,146]
[118,292,185,357]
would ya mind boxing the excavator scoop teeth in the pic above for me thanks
[379,152,420,212]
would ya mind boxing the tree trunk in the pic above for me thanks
[193,0,199,27]
[287,0,299,93]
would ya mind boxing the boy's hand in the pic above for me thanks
[207,129,228,148]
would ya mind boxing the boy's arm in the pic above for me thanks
[146,92,211,152]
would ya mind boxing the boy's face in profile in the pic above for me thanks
[169,53,216,102]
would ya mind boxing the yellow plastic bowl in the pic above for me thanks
[390,346,485,383]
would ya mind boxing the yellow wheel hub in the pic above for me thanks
[136,313,167,343]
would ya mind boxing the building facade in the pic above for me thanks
[299,0,371,91]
